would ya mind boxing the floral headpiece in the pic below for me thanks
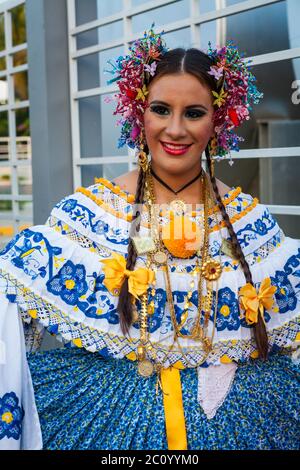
[105,26,263,163]
[105,23,168,150]
[207,41,263,164]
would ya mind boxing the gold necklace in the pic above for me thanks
[147,168,221,339]
[134,167,223,376]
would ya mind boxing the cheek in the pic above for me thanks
[143,113,160,142]
[193,117,215,143]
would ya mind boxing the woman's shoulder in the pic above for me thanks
[113,169,232,198]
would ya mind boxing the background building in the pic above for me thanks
[0,0,31,247]
[0,0,299,248]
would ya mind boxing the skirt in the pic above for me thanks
[26,348,300,450]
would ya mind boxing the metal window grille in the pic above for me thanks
[67,0,300,225]
[0,0,31,246]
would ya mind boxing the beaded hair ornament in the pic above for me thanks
[105,24,263,163]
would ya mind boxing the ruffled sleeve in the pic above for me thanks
[0,181,299,369]
[0,288,42,449]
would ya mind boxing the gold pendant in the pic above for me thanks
[169,199,186,214]
[132,236,156,255]
[191,324,204,341]
[201,258,223,281]
[138,359,154,377]
[153,250,168,264]
[202,337,212,353]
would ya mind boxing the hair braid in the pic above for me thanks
[205,147,269,360]
[117,154,148,336]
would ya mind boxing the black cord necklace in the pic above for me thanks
[150,166,203,195]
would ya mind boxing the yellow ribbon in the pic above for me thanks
[238,277,277,325]
[160,367,188,450]
[100,251,155,299]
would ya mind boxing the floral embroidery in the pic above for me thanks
[27,348,300,450]
[0,392,24,441]
[0,228,62,280]
[46,260,88,306]
[270,271,297,314]
[254,219,268,236]
[236,209,277,249]
[211,287,242,331]
[56,195,126,244]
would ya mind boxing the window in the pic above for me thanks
[67,0,300,238]
[0,1,31,248]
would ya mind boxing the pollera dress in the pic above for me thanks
[0,177,299,450]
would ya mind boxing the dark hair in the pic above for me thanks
[117,48,268,360]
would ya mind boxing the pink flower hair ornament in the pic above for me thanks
[206,41,263,165]
[105,25,263,164]
[105,23,169,150]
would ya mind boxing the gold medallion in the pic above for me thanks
[138,359,154,377]
[201,258,223,281]
[153,250,168,264]
[202,337,213,353]
[169,199,186,214]
[191,324,204,341]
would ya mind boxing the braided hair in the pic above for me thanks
[116,48,268,359]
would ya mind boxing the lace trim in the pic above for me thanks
[95,176,241,215]
[46,215,285,273]
[75,185,257,232]
[197,362,238,419]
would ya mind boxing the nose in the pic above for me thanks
[165,113,187,140]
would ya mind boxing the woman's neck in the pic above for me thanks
[150,162,205,209]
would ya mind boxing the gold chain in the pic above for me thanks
[135,163,223,374]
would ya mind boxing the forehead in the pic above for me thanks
[147,72,213,107]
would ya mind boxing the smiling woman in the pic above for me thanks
[0,26,299,451]
[113,71,230,206]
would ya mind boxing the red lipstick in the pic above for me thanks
[160,141,192,156]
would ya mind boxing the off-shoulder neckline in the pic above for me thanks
[95,176,242,211]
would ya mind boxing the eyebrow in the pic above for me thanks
[149,100,208,111]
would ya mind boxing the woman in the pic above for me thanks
[0,27,299,450]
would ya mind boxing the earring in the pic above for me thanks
[211,156,215,178]
[137,133,149,173]
[208,135,217,178]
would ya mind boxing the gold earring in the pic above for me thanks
[208,136,217,178]
[211,156,215,178]
[137,135,149,173]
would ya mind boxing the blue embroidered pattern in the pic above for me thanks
[0,228,62,281]
[55,197,127,245]
[27,348,300,450]
[0,392,24,441]
[211,287,243,332]
[46,260,88,306]
[236,209,277,249]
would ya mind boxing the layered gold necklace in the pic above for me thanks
[132,164,223,378]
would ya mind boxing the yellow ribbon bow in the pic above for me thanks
[238,277,277,326]
[100,252,155,300]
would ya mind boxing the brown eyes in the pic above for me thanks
[149,105,206,119]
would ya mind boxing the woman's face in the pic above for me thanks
[143,72,215,175]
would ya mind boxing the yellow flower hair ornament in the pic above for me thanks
[100,251,155,300]
[238,277,277,326]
